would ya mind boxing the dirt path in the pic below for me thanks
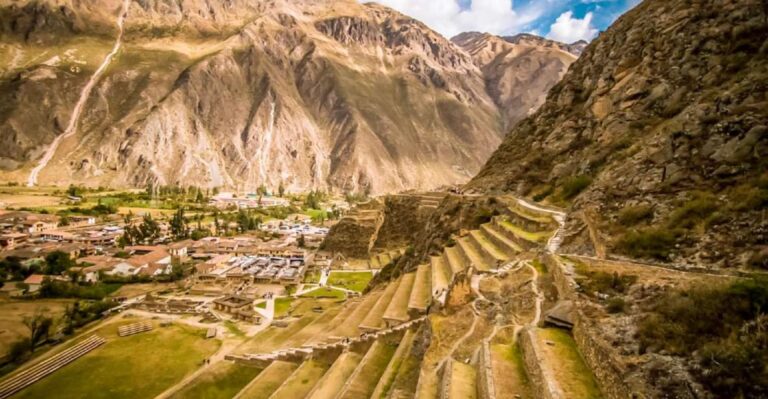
[27,0,131,186]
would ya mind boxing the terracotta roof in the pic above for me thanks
[127,250,170,267]
[23,274,45,285]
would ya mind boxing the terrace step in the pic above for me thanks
[338,338,399,399]
[480,223,523,254]
[305,298,363,345]
[457,236,491,272]
[0,335,106,399]
[430,256,450,297]
[234,360,299,399]
[383,272,417,325]
[379,253,393,266]
[497,219,551,246]
[306,350,364,399]
[359,278,401,331]
[469,230,509,265]
[443,246,466,276]
[443,360,478,399]
[267,359,329,399]
[371,328,418,398]
[408,263,431,313]
[489,342,531,399]
[327,289,383,339]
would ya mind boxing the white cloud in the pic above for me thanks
[546,11,598,43]
[367,0,543,38]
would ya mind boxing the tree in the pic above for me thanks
[170,207,188,240]
[45,251,75,275]
[23,309,54,351]
[297,234,306,248]
[278,181,285,197]
[257,184,268,196]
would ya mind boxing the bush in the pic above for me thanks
[616,228,679,260]
[667,192,719,229]
[636,278,768,398]
[605,297,627,313]
[748,248,768,269]
[729,183,768,211]
[559,175,592,200]
[8,338,31,363]
[576,269,637,297]
[618,204,653,226]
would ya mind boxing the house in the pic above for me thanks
[0,233,28,249]
[0,283,26,298]
[107,261,141,277]
[23,274,46,293]
[138,263,173,277]
[126,249,171,269]
[169,240,192,258]
[21,215,60,233]
[68,216,96,227]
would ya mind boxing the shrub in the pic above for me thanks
[729,183,768,211]
[616,228,679,260]
[618,204,653,226]
[532,185,554,202]
[9,338,31,363]
[667,192,719,229]
[636,278,768,398]
[747,248,768,270]
[559,175,592,200]
[605,297,627,313]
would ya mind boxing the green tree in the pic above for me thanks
[170,207,188,240]
[45,251,75,275]
[278,181,285,197]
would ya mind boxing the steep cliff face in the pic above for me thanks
[469,0,768,269]
[0,0,502,194]
[452,32,578,130]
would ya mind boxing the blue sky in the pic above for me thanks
[366,0,641,43]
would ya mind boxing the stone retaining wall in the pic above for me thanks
[545,253,650,399]
[518,327,562,399]
[476,340,496,399]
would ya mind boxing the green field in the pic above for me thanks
[327,272,373,292]
[170,361,261,399]
[14,321,221,399]
[300,287,347,300]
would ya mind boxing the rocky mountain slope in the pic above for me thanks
[468,0,768,269]
[0,0,509,194]
[453,31,579,130]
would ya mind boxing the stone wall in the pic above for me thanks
[476,340,496,399]
[545,253,650,399]
[518,327,562,399]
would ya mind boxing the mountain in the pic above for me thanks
[452,31,578,130]
[468,0,768,269]
[0,0,507,194]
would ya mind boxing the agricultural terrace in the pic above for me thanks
[327,271,373,292]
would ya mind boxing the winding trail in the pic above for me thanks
[27,0,131,186]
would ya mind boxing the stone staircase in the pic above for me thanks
[0,335,106,399]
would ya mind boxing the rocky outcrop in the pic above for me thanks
[452,32,578,130]
[469,0,768,269]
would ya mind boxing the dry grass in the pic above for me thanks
[0,299,74,355]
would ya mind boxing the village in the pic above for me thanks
[0,185,376,366]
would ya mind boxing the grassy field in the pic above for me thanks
[14,321,221,399]
[108,283,173,298]
[0,299,74,356]
[327,272,373,292]
[256,297,293,318]
[491,343,531,398]
[340,339,397,398]
[303,270,321,284]
[170,361,261,399]
[270,360,329,398]
[537,328,603,399]
[300,287,347,300]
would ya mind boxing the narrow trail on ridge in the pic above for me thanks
[27,0,131,187]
